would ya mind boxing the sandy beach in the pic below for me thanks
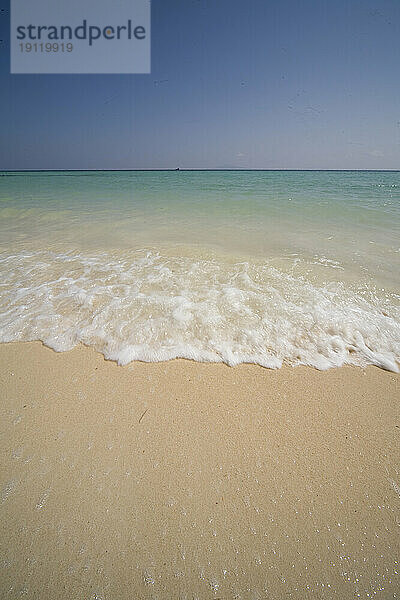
[2,0,400,597]
[0,341,398,599]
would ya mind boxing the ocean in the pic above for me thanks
[0,170,399,371]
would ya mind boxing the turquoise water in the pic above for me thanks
[0,170,399,370]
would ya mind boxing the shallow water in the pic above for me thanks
[0,170,399,370]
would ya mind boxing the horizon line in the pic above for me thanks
[1,168,400,173]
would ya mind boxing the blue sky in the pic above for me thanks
[0,0,399,170]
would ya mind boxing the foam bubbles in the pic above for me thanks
[0,249,399,372]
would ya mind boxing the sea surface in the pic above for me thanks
[0,170,399,371]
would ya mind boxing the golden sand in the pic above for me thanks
[0,341,399,599]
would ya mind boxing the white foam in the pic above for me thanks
[0,249,399,372]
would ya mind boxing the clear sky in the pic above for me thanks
[0,0,399,170]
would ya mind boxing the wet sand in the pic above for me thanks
[0,341,399,599]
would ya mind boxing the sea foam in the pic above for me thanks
[0,249,399,372]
